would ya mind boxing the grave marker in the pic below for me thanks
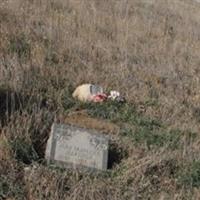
[45,123,109,171]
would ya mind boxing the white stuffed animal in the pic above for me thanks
[72,84,103,102]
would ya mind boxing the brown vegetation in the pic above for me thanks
[0,0,200,199]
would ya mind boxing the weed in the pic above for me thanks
[178,161,200,188]
[10,137,39,164]
[0,175,25,200]
[61,86,76,110]
[45,52,59,65]
[9,34,31,59]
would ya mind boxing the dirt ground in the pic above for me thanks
[59,110,120,135]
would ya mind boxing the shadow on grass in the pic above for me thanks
[108,143,128,169]
[0,87,54,164]
[0,88,23,125]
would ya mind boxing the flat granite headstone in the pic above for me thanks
[45,123,109,171]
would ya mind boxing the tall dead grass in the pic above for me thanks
[1,0,200,199]
[1,0,200,129]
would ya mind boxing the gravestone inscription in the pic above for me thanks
[45,123,108,171]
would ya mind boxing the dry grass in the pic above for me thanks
[1,0,200,199]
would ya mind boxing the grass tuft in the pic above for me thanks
[10,137,39,164]
[179,161,200,188]
[9,34,31,59]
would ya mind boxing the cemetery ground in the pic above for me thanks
[1,0,200,199]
